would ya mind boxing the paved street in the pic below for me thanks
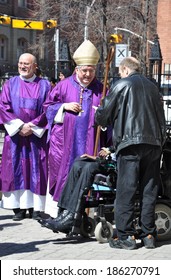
[0,207,171,260]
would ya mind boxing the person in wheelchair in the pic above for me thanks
[38,147,116,234]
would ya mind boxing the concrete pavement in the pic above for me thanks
[0,207,171,260]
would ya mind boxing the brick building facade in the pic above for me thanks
[157,0,171,74]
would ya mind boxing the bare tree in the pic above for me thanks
[30,0,157,76]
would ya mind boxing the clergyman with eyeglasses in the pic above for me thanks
[43,40,107,219]
[0,53,51,221]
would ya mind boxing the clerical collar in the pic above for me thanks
[76,74,90,88]
[20,74,36,82]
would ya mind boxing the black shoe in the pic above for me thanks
[109,236,137,250]
[56,212,74,227]
[32,211,42,220]
[28,208,33,218]
[40,218,58,231]
[112,228,118,239]
[56,209,70,221]
[13,210,26,221]
[13,208,21,214]
[52,215,74,233]
[38,217,54,227]
[43,212,74,233]
[142,235,155,249]
[38,209,69,226]
[57,207,64,216]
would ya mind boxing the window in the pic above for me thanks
[17,38,28,59]
[161,64,171,97]
[0,35,7,61]
[18,0,27,8]
[164,64,171,75]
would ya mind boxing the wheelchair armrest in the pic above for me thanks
[94,170,117,188]
[93,174,109,186]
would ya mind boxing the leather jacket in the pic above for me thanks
[95,72,166,154]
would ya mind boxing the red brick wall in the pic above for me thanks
[157,0,171,67]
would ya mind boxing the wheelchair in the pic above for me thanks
[68,142,171,243]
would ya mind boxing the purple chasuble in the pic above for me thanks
[43,74,105,201]
[0,76,51,195]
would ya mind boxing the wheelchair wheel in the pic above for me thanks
[155,203,171,241]
[94,221,113,243]
[80,216,95,238]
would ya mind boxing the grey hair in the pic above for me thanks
[19,53,37,64]
[76,65,96,69]
[119,57,141,72]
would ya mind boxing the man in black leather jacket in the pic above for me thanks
[95,57,166,250]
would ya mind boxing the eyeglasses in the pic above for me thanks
[18,62,32,66]
[78,68,96,75]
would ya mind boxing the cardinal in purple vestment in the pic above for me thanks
[0,53,51,220]
[43,40,108,208]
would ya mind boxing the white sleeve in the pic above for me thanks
[31,126,46,138]
[54,104,66,124]
[4,119,24,137]
[111,153,116,161]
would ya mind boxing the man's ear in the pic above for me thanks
[124,66,129,76]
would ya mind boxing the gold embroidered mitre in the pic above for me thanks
[73,40,100,66]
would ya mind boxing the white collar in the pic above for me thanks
[20,74,36,82]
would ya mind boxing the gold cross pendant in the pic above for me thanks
[78,109,84,116]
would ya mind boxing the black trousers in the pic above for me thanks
[115,144,161,240]
[58,157,103,213]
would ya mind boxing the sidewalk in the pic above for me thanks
[0,207,171,260]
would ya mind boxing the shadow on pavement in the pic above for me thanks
[53,235,97,245]
[0,236,96,258]
[0,221,24,233]
[156,239,171,247]
[0,214,13,220]
[0,239,58,258]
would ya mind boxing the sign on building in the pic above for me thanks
[115,44,129,67]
